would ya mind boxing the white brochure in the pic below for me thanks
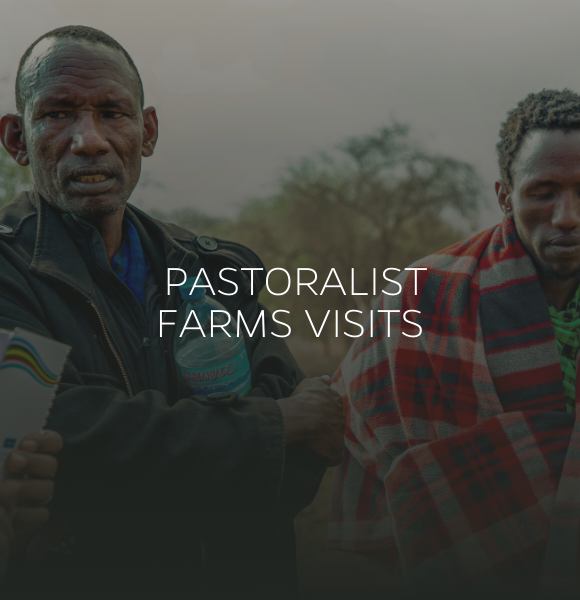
[0,328,70,470]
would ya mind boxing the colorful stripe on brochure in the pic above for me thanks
[0,337,59,387]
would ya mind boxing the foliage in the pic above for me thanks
[153,123,484,350]
[148,206,231,239]
[210,123,484,350]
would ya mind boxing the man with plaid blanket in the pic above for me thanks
[329,89,580,596]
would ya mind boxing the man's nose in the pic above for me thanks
[70,112,110,156]
[552,191,580,230]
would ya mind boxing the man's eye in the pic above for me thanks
[103,112,124,119]
[46,112,68,119]
[534,192,554,200]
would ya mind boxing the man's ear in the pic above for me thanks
[0,114,29,166]
[495,181,512,216]
[141,107,158,158]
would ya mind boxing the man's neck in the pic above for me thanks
[85,210,125,263]
[539,274,578,312]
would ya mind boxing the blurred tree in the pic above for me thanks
[227,122,484,351]
[150,122,485,353]
[0,147,32,209]
[148,206,231,238]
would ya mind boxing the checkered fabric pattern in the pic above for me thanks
[111,218,150,306]
[329,217,580,594]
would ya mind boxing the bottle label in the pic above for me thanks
[178,348,251,397]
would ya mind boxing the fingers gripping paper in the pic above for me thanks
[0,328,70,468]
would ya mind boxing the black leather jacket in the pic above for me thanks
[0,192,325,600]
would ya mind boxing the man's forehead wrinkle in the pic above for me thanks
[32,67,134,89]
[33,89,133,109]
[31,83,137,113]
[37,93,132,107]
[46,59,132,75]
[29,37,126,67]
[23,38,140,106]
[27,70,140,115]
[43,47,136,71]
[31,79,135,105]
[33,55,137,86]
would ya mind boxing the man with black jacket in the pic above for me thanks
[0,25,344,599]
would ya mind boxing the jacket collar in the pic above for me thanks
[29,191,96,298]
[123,203,199,286]
[28,191,199,299]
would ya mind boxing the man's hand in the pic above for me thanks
[0,430,62,576]
[277,375,346,466]
[1,431,62,543]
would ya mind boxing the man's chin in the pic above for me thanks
[536,260,580,282]
[49,194,127,220]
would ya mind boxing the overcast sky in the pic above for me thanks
[2,0,580,230]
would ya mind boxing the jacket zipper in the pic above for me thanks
[89,299,207,569]
[89,301,134,398]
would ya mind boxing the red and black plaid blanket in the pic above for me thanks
[329,217,580,594]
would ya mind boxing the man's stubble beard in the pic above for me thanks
[513,217,580,282]
[31,163,134,221]
[533,259,580,282]
[518,236,580,282]
[46,186,130,221]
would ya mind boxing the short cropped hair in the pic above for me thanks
[15,25,144,115]
[497,89,580,189]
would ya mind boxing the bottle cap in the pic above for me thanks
[180,276,206,301]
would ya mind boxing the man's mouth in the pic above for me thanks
[69,170,117,195]
[76,174,109,183]
[546,237,580,256]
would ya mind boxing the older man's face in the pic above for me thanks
[508,129,580,280]
[21,39,155,219]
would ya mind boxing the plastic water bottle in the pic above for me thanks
[174,276,252,397]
